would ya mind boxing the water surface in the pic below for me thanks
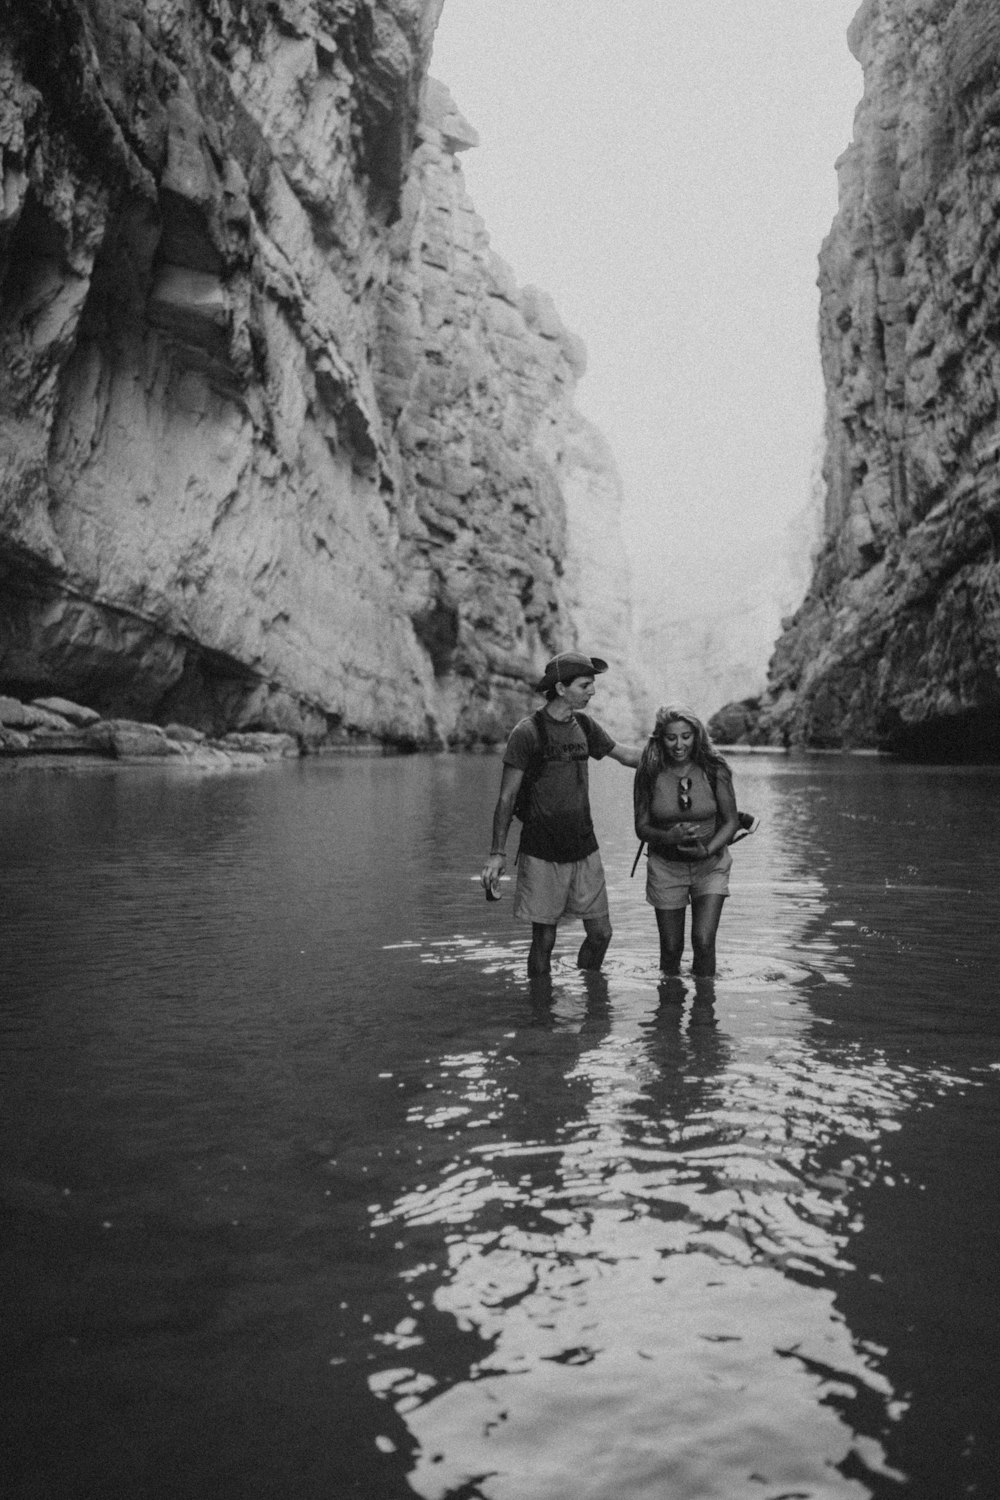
[2,753,999,1498]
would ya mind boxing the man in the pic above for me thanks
[481,651,641,976]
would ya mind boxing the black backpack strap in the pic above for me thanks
[512,710,550,858]
[525,708,552,790]
[532,707,550,759]
[574,711,599,756]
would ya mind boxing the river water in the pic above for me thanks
[2,751,999,1499]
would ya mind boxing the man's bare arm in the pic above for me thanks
[481,763,523,890]
[607,741,642,769]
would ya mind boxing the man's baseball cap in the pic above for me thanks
[535,651,609,693]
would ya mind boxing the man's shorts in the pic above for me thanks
[514,850,609,926]
[645,847,732,910]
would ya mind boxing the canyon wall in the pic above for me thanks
[632,494,821,727]
[714,0,1000,756]
[375,78,640,743]
[0,1,640,749]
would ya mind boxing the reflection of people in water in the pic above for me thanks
[634,705,739,977]
[656,973,718,1021]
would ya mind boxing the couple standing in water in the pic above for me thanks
[481,651,752,977]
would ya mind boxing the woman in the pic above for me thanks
[634,705,739,976]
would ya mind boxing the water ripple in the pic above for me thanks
[4,755,1000,1498]
[365,990,974,1498]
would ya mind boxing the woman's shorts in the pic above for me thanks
[645,847,732,909]
[514,850,609,925]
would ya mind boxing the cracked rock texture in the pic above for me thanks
[714,0,1000,757]
[0,1,640,749]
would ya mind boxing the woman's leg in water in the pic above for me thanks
[690,894,726,976]
[654,906,686,974]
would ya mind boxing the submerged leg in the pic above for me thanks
[690,894,726,977]
[654,907,686,974]
[577,915,612,970]
[528,922,558,976]
[690,975,717,1022]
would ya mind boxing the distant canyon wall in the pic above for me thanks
[631,497,821,728]
[716,0,1000,756]
[0,0,639,749]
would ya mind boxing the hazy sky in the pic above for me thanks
[430,1,863,607]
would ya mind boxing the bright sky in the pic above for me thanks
[430,0,863,611]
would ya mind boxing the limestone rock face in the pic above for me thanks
[548,412,644,739]
[0,3,638,748]
[374,77,641,743]
[722,0,1000,756]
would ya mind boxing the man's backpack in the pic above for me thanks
[512,708,598,825]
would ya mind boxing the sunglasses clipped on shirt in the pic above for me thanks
[677,776,693,812]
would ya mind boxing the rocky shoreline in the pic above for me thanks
[0,693,324,771]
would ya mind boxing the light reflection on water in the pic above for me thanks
[364,972,966,1499]
[2,754,1000,1499]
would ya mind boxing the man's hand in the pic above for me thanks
[481,852,506,894]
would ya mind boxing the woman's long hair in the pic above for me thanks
[634,704,732,809]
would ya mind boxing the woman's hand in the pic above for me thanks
[676,829,709,858]
[670,822,703,850]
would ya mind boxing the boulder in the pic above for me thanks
[165,722,206,743]
[216,731,299,760]
[102,721,185,759]
[24,727,108,754]
[30,697,102,726]
[709,700,762,746]
[0,697,73,731]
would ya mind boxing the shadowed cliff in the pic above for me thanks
[712,0,1000,760]
[0,0,640,750]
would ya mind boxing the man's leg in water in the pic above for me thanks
[528,922,558,976]
[578,915,612,970]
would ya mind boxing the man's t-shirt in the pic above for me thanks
[504,710,615,863]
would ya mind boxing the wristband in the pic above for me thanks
[490,849,506,857]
